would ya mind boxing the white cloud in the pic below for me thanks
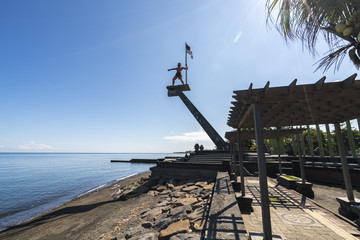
[18,141,54,151]
[164,130,212,142]
[0,145,4,148]
[233,31,242,44]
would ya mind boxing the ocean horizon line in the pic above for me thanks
[0,152,182,154]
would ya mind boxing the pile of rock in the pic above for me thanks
[115,178,214,240]
[111,177,155,201]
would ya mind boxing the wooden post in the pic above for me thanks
[237,129,245,196]
[307,125,314,157]
[346,120,357,158]
[233,141,237,177]
[334,123,354,201]
[277,138,282,175]
[230,140,234,176]
[253,103,272,239]
[316,124,324,157]
[300,131,306,156]
[325,124,334,157]
[291,135,297,156]
[279,137,285,154]
[296,134,306,184]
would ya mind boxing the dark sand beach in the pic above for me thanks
[0,172,155,239]
[0,171,213,240]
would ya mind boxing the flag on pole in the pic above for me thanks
[185,43,193,59]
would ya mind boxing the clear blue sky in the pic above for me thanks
[0,0,358,152]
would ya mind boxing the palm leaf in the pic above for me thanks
[314,44,352,72]
[266,0,360,71]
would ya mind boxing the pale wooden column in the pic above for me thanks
[334,123,354,201]
[253,103,272,239]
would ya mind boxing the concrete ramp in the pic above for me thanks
[203,171,248,239]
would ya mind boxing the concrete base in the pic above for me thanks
[336,197,360,220]
[232,180,241,192]
[296,182,314,199]
[249,232,282,240]
[277,175,298,189]
[229,172,236,181]
[235,194,253,212]
[204,171,248,239]
[350,205,360,227]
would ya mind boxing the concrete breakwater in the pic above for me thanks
[111,156,184,164]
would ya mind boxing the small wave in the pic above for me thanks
[77,184,106,198]
[115,172,138,182]
[76,172,139,198]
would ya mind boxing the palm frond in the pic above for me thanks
[314,44,352,73]
[266,0,360,71]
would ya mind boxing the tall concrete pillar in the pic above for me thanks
[237,130,245,196]
[334,123,354,201]
[253,103,272,239]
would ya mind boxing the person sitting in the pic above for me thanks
[200,145,204,151]
[168,63,188,86]
[194,143,199,152]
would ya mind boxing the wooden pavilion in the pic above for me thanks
[227,73,360,239]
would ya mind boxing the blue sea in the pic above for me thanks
[0,152,183,230]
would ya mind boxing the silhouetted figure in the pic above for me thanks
[184,154,189,162]
[194,143,199,152]
[168,63,188,86]
[200,145,204,151]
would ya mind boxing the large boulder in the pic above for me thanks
[169,233,200,240]
[128,232,158,240]
[181,186,198,192]
[141,207,164,221]
[159,219,190,240]
[169,205,192,217]
[174,197,199,206]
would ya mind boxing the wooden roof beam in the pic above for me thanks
[342,73,357,88]
[288,79,297,94]
[248,83,253,97]
[263,81,270,96]
[314,76,326,91]
[238,104,253,129]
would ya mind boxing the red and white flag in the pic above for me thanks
[186,43,193,59]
